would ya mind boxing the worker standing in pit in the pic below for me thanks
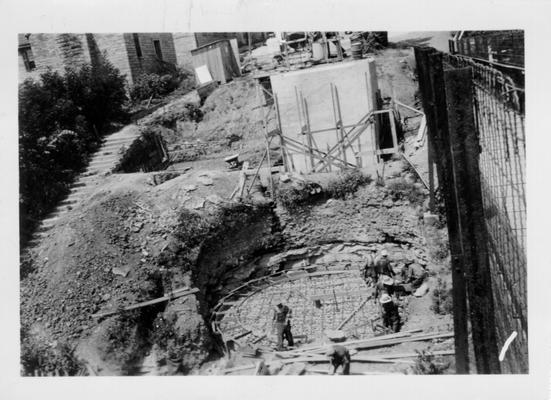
[379,294,401,333]
[273,302,294,351]
[362,252,376,286]
[326,344,351,375]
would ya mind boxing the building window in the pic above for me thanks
[19,45,36,72]
[133,33,142,58]
[153,39,163,60]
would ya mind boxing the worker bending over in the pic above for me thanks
[326,344,351,375]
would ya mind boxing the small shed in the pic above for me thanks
[191,39,241,84]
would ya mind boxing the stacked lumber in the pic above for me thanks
[268,330,454,366]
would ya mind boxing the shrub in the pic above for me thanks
[65,54,128,132]
[386,178,425,205]
[412,350,450,374]
[146,103,203,129]
[130,73,177,102]
[20,326,85,376]
[277,182,323,211]
[19,58,128,248]
[100,310,148,371]
[431,277,453,315]
[326,169,372,199]
[114,127,168,173]
[129,63,196,103]
[424,225,450,262]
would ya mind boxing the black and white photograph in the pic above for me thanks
[2,1,551,399]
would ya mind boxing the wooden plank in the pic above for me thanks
[353,332,454,350]
[394,100,425,115]
[275,330,424,356]
[92,288,199,319]
[222,364,257,374]
[378,350,455,359]
[389,107,398,149]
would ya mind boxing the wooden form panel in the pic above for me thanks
[270,59,380,173]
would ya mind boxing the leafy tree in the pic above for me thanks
[18,56,128,248]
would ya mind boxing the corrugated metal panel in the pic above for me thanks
[191,40,240,84]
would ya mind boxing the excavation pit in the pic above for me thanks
[209,240,427,355]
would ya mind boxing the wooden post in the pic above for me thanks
[248,32,252,56]
[274,93,289,173]
[321,31,329,63]
[428,135,436,212]
[414,47,470,374]
[333,85,348,168]
[444,67,501,374]
[388,105,398,151]
[302,96,315,171]
[256,83,274,197]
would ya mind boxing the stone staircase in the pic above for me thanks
[27,125,141,247]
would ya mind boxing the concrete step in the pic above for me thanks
[88,160,118,168]
[59,197,81,206]
[100,141,134,150]
[68,186,89,196]
[36,223,54,233]
[89,157,119,165]
[70,181,88,189]
[102,135,140,145]
[40,215,61,226]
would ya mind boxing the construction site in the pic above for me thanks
[18,31,526,377]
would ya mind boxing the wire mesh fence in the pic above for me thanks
[444,54,527,372]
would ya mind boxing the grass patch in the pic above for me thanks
[20,326,86,376]
[412,350,450,374]
[386,178,425,206]
[431,277,453,315]
[326,169,372,199]
[276,182,323,212]
[424,224,450,262]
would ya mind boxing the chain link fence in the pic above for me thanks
[444,54,527,372]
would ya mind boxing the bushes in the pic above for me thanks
[326,169,372,199]
[129,64,196,102]
[431,277,453,315]
[20,326,85,376]
[276,169,371,211]
[386,178,425,206]
[130,73,179,102]
[277,182,323,212]
[19,58,128,246]
[114,127,168,173]
[412,350,450,374]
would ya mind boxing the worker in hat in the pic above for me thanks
[379,294,401,333]
[372,249,395,300]
[374,249,394,278]
[362,252,376,285]
[326,344,351,375]
[376,275,397,299]
[402,262,428,292]
[272,301,294,350]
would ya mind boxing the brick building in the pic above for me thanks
[18,33,190,85]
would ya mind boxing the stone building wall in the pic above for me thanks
[18,33,90,83]
[172,32,197,69]
[19,33,180,86]
[89,34,132,83]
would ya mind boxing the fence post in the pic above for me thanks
[414,47,470,374]
[444,67,501,373]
